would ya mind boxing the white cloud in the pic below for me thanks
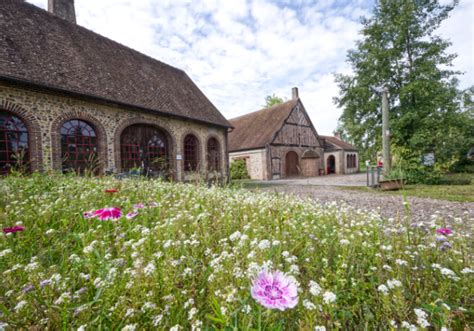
[26,0,473,135]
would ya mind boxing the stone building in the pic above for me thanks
[0,0,231,182]
[228,88,358,180]
[321,135,359,175]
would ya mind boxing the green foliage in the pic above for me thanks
[230,159,250,180]
[263,94,285,108]
[334,0,472,171]
[0,176,472,329]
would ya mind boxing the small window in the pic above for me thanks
[207,137,220,171]
[60,119,98,173]
[184,134,199,171]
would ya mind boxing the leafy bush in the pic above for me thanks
[230,159,250,180]
[0,176,472,329]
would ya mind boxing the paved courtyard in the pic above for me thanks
[255,173,474,225]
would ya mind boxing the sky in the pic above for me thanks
[27,0,473,135]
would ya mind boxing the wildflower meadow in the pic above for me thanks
[0,175,472,330]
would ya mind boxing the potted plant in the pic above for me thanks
[379,167,405,191]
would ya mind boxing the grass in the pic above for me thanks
[342,179,474,202]
[0,174,472,329]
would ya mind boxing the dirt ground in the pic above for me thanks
[254,173,474,225]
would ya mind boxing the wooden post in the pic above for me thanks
[382,87,391,173]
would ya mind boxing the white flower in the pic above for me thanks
[401,321,418,331]
[14,300,27,312]
[340,239,350,245]
[121,324,137,331]
[377,284,389,295]
[257,240,271,250]
[77,325,86,331]
[303,299,316,310]
[125,308,135,318]
[54,292,71,305]
[314,327,326,331]
[144,262,156,277]
[309,280,322,296]
[152,314,163,326]
[0,323,9,331]
[229,231,241,241]
[396,259,408,266]
[387,279,402,289]
[461,267,473,274]
[188,307,198,320]
[0,249,12,258]
[169,325,181,331]
[414,308,430,328]
[440,268,460,281]
[322,291,336,304]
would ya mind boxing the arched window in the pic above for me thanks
[207,137,220,171]
[347,154,350,168]
[0,111,29,174]
[60,119,98,173]
[184,134,199,171]
[120,124,168,174]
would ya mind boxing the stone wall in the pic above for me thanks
[229,149,267,180]
[0,82,228,182]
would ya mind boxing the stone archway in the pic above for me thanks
[285,151,299,177]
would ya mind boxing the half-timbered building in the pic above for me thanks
[228,88,358,180]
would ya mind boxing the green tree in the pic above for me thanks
[263,94,285,108]
[334,0,469,169]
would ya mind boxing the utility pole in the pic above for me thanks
[382,87,391,173]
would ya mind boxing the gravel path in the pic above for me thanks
[258,178,474,225]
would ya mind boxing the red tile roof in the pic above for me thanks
[228,100,298,152]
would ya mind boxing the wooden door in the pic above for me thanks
[285,151,299,177]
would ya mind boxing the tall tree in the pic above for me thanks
[334,0,468,167]
[263,94,285,108]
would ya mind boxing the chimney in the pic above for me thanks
[334,132,341,140]
[291,87,299,100]
[48,0,76,24]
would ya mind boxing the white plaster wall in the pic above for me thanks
[229,149,267,180]
[343,151,359,174]
[324,151,342,174]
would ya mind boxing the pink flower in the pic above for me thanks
[436,228,452,236]
[251,270,298,311]
[92,207,122,221]
[83,211,94,219]
[3,225,25,234]
[126,211,138,219]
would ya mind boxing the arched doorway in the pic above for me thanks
[327,155,336,174]
[285,151,299,177]
[120,124,169,176]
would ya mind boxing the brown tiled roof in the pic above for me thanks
[321,135,357,151]
[0,0,231,128]
[228,99,298,152]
